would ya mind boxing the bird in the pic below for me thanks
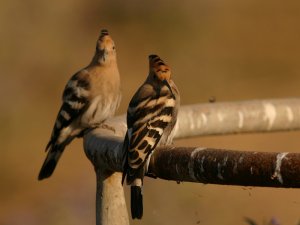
[38,29,121,180]
[122,54,180,219]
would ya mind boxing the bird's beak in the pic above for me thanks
[163,79,175,99]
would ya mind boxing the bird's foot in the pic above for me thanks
[99,123,116,133]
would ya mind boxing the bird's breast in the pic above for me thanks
[80,91,120,127]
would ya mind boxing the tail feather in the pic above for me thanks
[39,134,76,180]
[38,148,63,180]
[131,186,143,219]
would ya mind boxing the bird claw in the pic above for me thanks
[99,123,116,133]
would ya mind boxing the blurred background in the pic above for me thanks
[1,0,300,224]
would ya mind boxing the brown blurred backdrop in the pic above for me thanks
[1,0,300,224]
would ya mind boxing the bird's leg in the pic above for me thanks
[98,123,116,133]
[80,122,116,137]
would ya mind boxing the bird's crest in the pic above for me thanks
[100,29,109,36]
[97,29,114,47]
[148,54,171,81]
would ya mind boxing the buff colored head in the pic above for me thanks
[148,54,171,82]
[95,29,117,64]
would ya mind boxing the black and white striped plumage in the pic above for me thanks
[122,54,180,219]
[38,29,121,180]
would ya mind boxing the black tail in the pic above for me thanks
[38,134,76,180]
[131,186,143,219]
[38,148,63,180]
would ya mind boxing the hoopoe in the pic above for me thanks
[38,29,121,180]
[122,54,180,219]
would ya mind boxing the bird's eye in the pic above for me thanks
[112,46,115,50]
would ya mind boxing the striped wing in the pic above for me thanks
[127,84,176,170]
[46,71,90,150]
